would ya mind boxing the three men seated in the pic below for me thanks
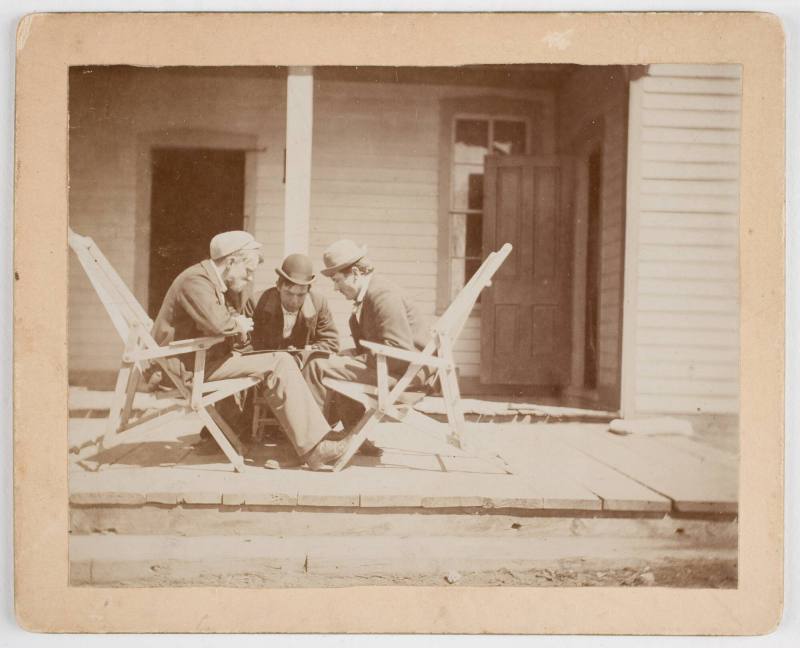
[151,230,425,470]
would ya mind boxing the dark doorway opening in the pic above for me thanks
[148,148,246,316]
[583,147,603,389]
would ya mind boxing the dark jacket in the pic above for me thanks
[350,274,428,376]
[150,259,247,383]
[251,286,339,353]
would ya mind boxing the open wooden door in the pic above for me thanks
[481,155,575,385]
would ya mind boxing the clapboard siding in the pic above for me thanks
[625,64,741,416]
[309,79,555,377]
[67,67,555,384]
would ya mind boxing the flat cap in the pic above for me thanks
[209,230,262,260]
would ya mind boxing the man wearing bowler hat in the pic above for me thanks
[150,230,352,470]
[302,239,429,443]
[251,253,339,363]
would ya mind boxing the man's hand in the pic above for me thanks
[233,315,254,335]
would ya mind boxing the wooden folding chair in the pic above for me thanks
[324,243,514,473]
[69,228,258,472]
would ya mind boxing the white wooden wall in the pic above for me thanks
[622,64,742,416]
[68,69,553,381]
[68,68,287,376]
[308,80,553,374]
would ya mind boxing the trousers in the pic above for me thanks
[302,354,428,429]
[207,351,330,456]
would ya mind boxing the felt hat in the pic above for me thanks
[320,239,367,277]
[209,231,262,260]
[276,253,316,286]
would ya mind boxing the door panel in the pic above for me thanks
[482,155,575,386]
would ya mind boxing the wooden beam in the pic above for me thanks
[620,77,644,418]
[284,66,314,255]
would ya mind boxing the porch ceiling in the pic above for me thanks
[72,64,621,90]
[314,64,583,89]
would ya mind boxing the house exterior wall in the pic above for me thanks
[68,68,288,376]
[68,68,555,382]
[308,79,555,376]
[622,64,741,416]
[557,66,630,406]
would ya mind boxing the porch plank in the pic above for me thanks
[518,429,672,512]
[97,439,195,469]
[649,435,738,470]
[67,420,735,515]
[76,440,144,472]
[558,427,737,513]
[479,429,602,511]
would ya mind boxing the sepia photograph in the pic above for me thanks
[66,61,740,588]
[12,10,785,635]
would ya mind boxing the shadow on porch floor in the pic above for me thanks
[69,413,738,516]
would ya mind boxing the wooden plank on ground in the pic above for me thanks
[650,435,738,470]
[479,428,602,511]
[69,418,108,452]
[558,427,737,513]
[480,426,667,512]
[78,441,144,472]
[103,439,195,469]
[368,449,445,473]
[533,432,671,512]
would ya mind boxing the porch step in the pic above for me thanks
[70,505,737,538]
[69,524,737,587]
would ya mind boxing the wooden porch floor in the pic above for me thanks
[69,416,738,516]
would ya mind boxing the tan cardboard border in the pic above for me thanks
[13,12,785,634]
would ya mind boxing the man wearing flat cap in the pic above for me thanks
[150,230,352,470]
[303,239,429,437]
[251,253,339,363]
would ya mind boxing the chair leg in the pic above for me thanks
[104,361,134,444]
[206,405,247,456]
[197,407,246,473]
[251,401,263,442]
[119,365,141,430]
[332,408,379,472]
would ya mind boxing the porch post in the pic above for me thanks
[284,66,314,255]
[620,77,644,419]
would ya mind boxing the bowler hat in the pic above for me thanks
[276,253,316,286]
[321,239,367,277]
[209,230,262,260]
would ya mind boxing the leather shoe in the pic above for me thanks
[304,436,350,471]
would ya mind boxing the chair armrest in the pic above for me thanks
[168,335,227,349]
[360,340,448,368]
[125,336,226,362]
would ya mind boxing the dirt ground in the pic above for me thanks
[93,557,737,589]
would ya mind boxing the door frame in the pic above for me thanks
[132,129,261,309]
[566,120,605,402]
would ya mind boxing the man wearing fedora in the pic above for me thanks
[303,239,429,437]
[150,230,352,470]
[251,253,339,362]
